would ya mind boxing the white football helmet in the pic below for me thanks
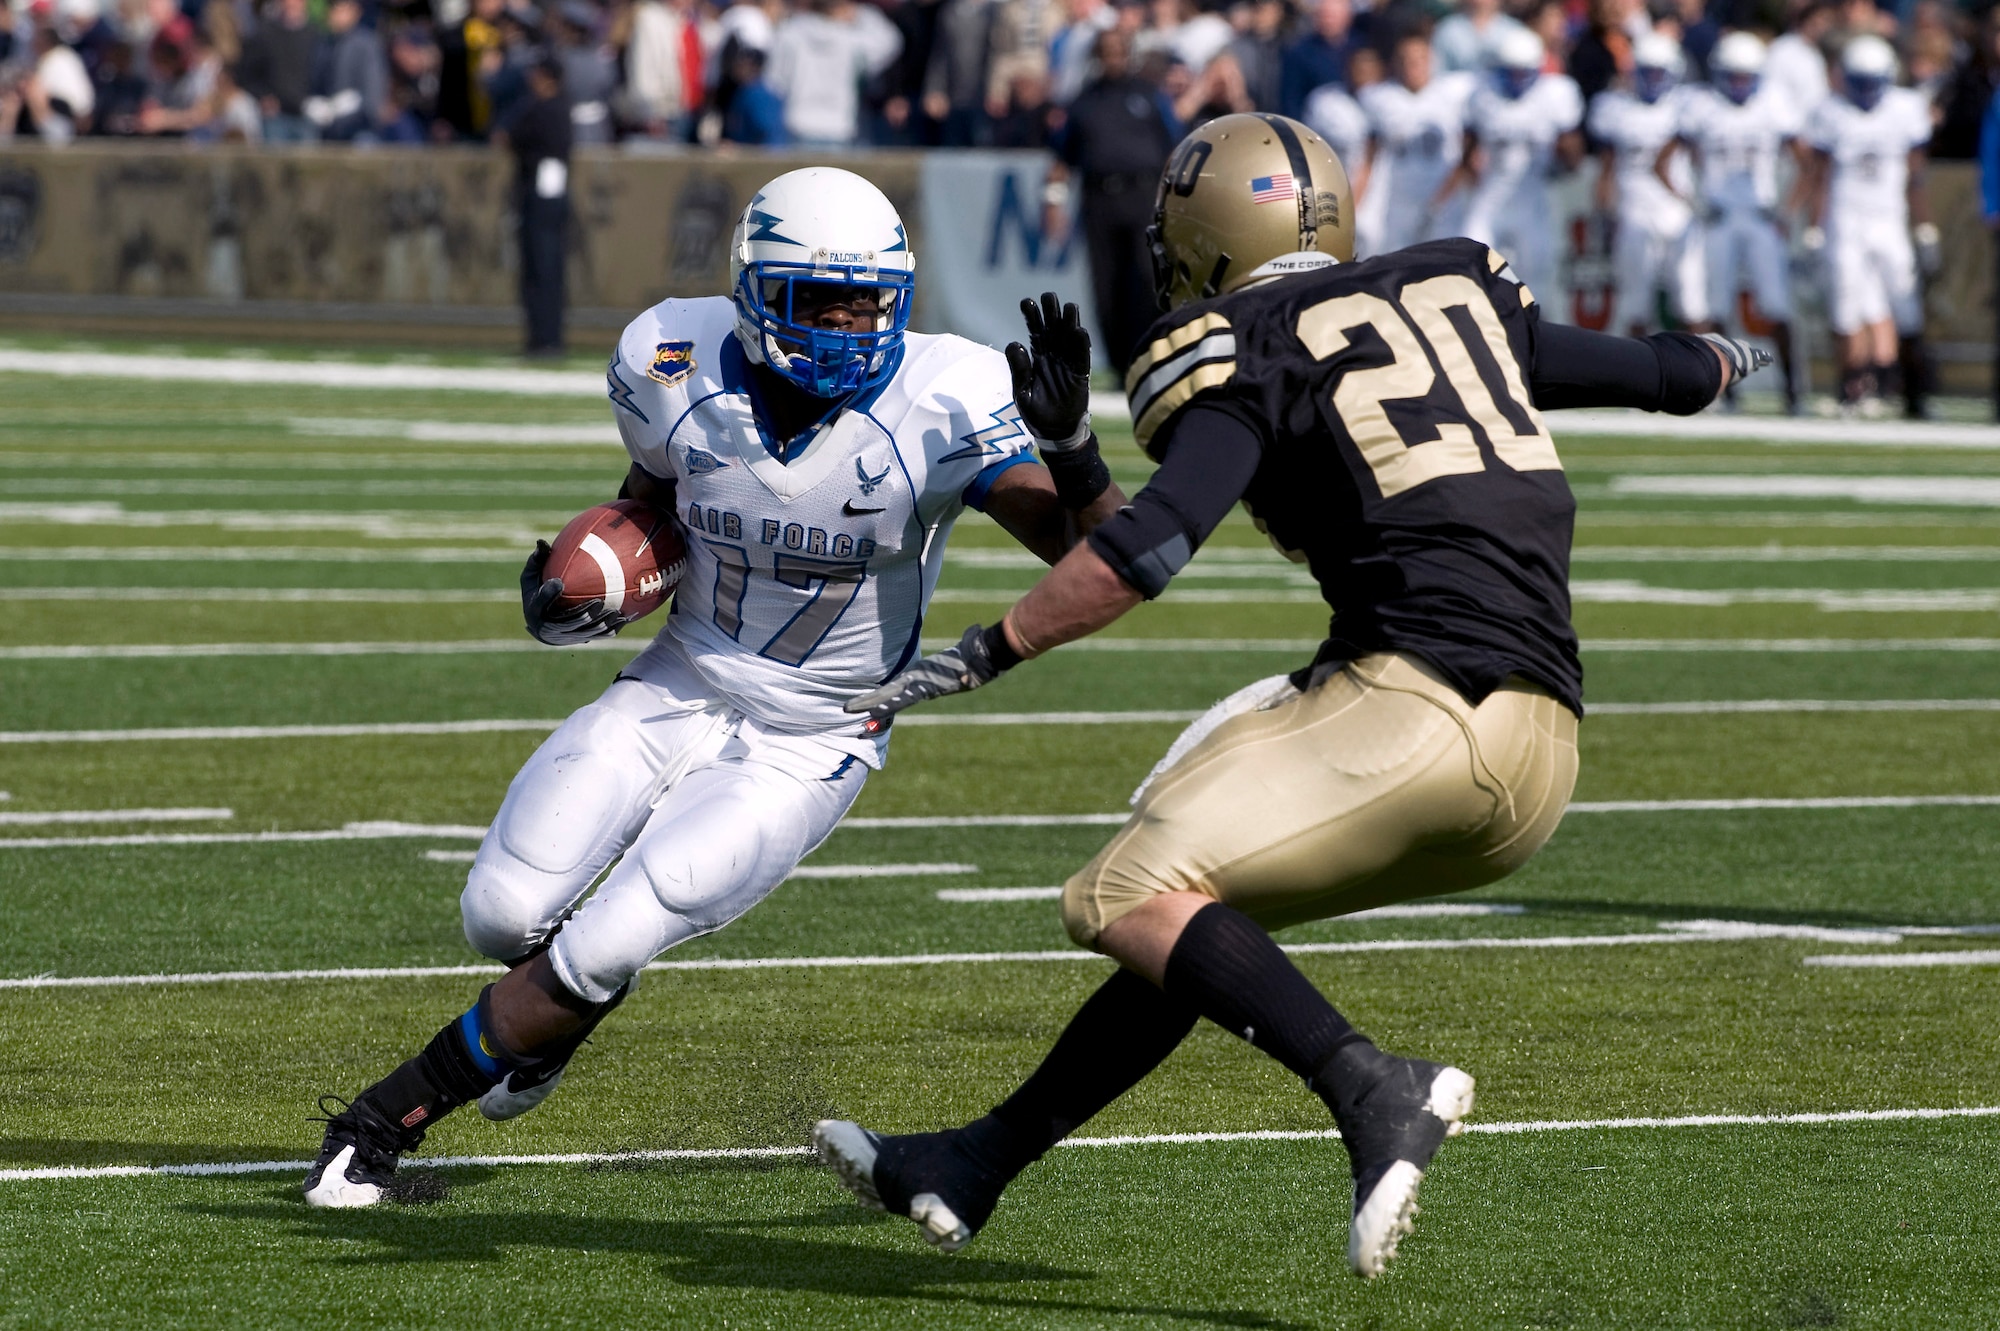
[1711,31,1766,105]
[1840,34,1897,110]
[1489,27,1544,99]
[1633,32,1685,102]
[729,167,916,398]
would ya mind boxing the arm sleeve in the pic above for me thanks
[1528,322,1723,416]
[1086,402,1265,599]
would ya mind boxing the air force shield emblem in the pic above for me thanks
[647,340,697,387]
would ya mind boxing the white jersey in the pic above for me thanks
[1302,84,1369,181]
[1588,86,1694,225]
[606,298,1032,759]
[1361,72,1478,218]
[1464,74,1583,217]
[1805,88,1932,228]
[1676,86,1800,214]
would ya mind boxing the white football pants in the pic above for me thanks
[459,652,867,1003]
[1697,209,1792,326]
[1611,207,1701,332]
[1825,216,1921,335]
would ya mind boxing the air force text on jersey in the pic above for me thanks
[605,296,1037,762]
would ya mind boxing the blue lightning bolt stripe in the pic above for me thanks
[606,355,649,423]
[938,400,1027,463]
[884,223,909,253]
[743,207,801,246]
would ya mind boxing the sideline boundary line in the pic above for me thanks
[4,1106,1995,1183]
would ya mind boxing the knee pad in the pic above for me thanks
[493,702,657,877]
[460,858,566,962]
[636,792,811,934]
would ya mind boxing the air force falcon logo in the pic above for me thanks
[648,340,697,387]
[855,457,891,495]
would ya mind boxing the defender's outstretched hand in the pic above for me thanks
[1004,292,1093,450]
[521,541,626,646]
[845,624,1006,732]
[1696,332,1774,386]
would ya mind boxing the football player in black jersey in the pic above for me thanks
[815,113,1770,1278]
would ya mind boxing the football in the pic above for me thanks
[540,499,687,622]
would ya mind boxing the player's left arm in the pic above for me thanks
[848,403,1257,725]
[977,292,1129,565]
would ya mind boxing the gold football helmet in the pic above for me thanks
[1147,113,1355,311]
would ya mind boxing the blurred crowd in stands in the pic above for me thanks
[0,0,1994,157]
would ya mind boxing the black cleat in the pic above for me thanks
[303,1094,417,1209]
[1322,1045,1476,1278]
[813,1120,1006,1252]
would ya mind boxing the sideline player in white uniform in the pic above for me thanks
[302,167,1128,1207]
[1358,33,1477,254]
[1803,35,1937,417]
[1589,32,1701,336]
[1303,80,1373,252]
[1445,28,1583,304]
[1658,31,1804,412]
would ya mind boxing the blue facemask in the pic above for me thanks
[735,264,915,397]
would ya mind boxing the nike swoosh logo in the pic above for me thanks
[843,501,886,516]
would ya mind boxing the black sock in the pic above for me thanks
[958,967,1199,1180]
[1161,903,1371,1097]
[1898,337,1929,413]
[355,988,507,1144]
[1875,359,1902,403]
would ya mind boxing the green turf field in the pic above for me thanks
[3,340,1999,1329]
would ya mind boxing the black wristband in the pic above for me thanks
[1041,434,1112,511]
[980,621,1024,672]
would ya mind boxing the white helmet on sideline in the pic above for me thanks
[1840,34,1897,110]
[1633,31,1685,102]
[1489,26,1545,98]
[729,168,917,398]
[1711,31,1766,104]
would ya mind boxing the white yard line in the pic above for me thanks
[0,808,231,826]
[5,636,1998,661]
[0,349,603,396]
[0,820,486,850]
[784,863,976,879]
[1567,795,2000,812]
[1609,475,2000,506]
[0,720,563,744]
[0,546,520,563]
[1571,580,2000,612]
[0,503,563,541]
[1573,545,2000,562]
[1803,950,2000,969]
[285,417,617,444]
[1590,699,2000,715]
[0,588,518,603]
[1555,412,2000,447]
[3,1104,1995,1184]
[422,849,476,863]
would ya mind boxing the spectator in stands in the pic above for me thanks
[437,0,506,139]
[381,25,441,142]
[1981,76,2000,417]
[1433,0,1527,75]
[1936,7,2000,160]
[720,40,785,141]
[305,0,387,140]
[138,21,219,134]
[1227,0,1288,113]
[1049,0,1116,105]
[57,0,121,82]
[1664,0,1717,80]
[1279,0,1352,117]
[0,12,94,142]
[1567,0,1641,105]
[1046,26,1179,373]
[922,0,994,145]
[766,0,901,146]
[1764,0,1832,114]
[238,0,319,142]
[623,0,691,135]
[552,2,615,143]
[90,39,149,133]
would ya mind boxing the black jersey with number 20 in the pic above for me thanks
[1124,239,1582,713]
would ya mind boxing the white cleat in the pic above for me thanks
[303,1144,387,1209]
[813,1119,886,1212]
[908,1192,973,1252]
[478,1066,566,1122]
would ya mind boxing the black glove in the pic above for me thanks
[521,540,626,646]
[1003,292,1093,450]
[843,623,1011,732]
[1696,332,1775,383]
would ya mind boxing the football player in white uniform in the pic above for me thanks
[1357,33,1478,255]
[1444,29,1584,305]
[1589,33,1701,336]
[1802,35,1937,417]
[302,167,1127,1208]
[1303,80,1374,252]
[1657,32,1804,412]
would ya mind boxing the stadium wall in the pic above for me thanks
[0,143,1989,391]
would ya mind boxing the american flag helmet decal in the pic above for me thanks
[1249,172,1296,204]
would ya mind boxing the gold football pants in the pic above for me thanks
[1061,652,1580,946]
